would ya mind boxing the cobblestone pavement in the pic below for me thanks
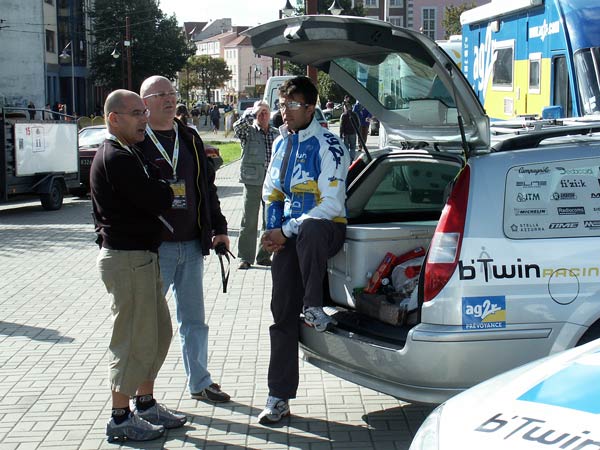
[0,143,433,449]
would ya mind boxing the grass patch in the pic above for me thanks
[205,141,241,166]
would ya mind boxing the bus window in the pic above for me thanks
[553,55,572,117]
[574,48,600,116]
[492,44,514,88]
[529,53,541,94]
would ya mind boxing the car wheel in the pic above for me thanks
[40,180,64,211]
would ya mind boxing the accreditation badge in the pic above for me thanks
[170,180,188,209]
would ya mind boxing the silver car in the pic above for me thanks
[246,16,600,405]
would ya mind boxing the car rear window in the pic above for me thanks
[504,159,600,239]
[347,157,460,220]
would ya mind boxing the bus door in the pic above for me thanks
[552,55,572,117]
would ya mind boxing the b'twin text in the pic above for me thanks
[459,258,541,283]
[475,413,599,449]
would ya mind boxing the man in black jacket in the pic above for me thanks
[139,75,231,404]
[91,89,186,442]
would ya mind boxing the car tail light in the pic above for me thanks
[423,165,470,302]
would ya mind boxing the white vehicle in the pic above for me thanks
[262,75,294,114]
[246,15,600,405]
[410,337,600,449]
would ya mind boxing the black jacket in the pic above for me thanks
[139,118,228,255]
[90,138,174,252]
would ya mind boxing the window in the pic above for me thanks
[421,8,436,39]
[364,0,378,6]
[553,55,572,117]
[389,16,403,27]
[44,0,53,4]
[45,29,55,53]
[492,42,514,88]
[389,0,401,5]
[528,53,541,94]
[574,47,600,115]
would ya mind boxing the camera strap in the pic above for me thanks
[216,246,236,293]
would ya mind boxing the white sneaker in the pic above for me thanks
[303,306,337,332]
[134,402,187,429]
[106,413,164,442]
[258,396,290,425]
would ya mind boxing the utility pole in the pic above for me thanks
[125,16,132,90]
[305,0,318,84]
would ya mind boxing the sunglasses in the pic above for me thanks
[279,100,311,111]
[143,91,178,99]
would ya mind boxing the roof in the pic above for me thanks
[183,21,207,37]
[224,35,251,48]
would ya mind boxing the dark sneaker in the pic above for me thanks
[258,396,290,425]
[106,413,165,442]
[238,261,251,270]
[134,403,187,429]
[256,259,272,267]
[303,306,337,332]
[191,383,231,403]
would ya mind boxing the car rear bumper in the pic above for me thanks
[299,321,566,404]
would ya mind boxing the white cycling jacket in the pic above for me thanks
[263,116,350,237]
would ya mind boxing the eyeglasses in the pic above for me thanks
[143,91,178,99]
[113,109,150,118]
[279,100,311,111]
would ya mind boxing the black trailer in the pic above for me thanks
[0,107,79,210]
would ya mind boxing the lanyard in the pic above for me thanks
[146,123,180,180]
[107,134,149,178]
[106,133,174,234]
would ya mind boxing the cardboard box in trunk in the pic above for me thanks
[327,221,436,308]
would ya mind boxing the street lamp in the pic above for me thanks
[328,0,343,15]
[281,0,295,17]
[59,41,76,115]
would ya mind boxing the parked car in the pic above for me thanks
[322,103,343,121]
[246,15,600,404]
[410,337,600,449]
[78,124,223,193]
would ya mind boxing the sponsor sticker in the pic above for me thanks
[551,192,576,200]
[584,220,600,229]
[549,222,579,229]
[514,208,547,216]
[557,206,586,215]
[462,296,506,330]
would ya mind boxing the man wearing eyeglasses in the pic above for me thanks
[138,75,232,405]
[233,100,278,270]
[91,89,186,442]
[258,76,350,425]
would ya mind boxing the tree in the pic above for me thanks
[182,55,232,104]
[90,0,195,92]
[442,2,477,38]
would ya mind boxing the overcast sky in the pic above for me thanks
[158,0,287,27]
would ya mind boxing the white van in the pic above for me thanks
[262,75,294,113]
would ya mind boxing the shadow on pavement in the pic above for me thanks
[215,184,243,199]
[0,321,74,343]
[0,227,95,256]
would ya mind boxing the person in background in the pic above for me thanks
[139,75,232,405]
[352,101,371,151]
[91,89,185,442]
[233,100,278,270]
[209,104,221,133]
[27,101,36,120]
[258,76,350,425]
[43,103,53,120]
[339,102,360,160]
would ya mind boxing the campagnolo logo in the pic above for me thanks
[558,206,586,215]
[514,208,547,216]
[556,166,594,175]
[518,166,550,175]
[549,222,579,229]
[516,180,547,188]
[560,179,587,188]
[584,220,600,229]
[552,192,576,200]
[458,258,541,283]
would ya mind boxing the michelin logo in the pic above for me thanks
[462,296,506,330]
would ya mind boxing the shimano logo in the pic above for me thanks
[549,222,579,229]
[552,192,576,200]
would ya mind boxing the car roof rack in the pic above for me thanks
[490,120,600,152]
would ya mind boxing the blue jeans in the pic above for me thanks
[158,240,212,393]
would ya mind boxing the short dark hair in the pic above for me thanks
[279,76,318,105]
